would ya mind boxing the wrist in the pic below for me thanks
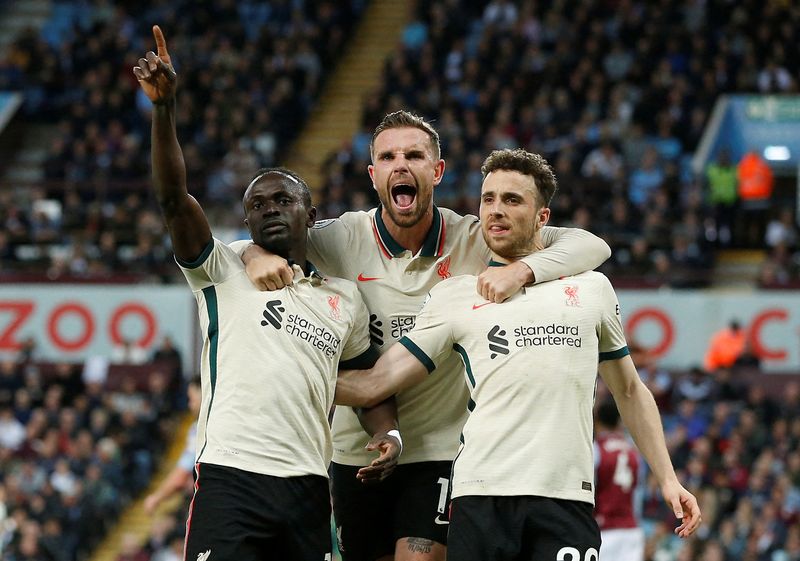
[516,261,535,284]
[386,429,403,454]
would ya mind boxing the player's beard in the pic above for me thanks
[379,189,432,229]
[486,223,543,260]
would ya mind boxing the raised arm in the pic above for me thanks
[133,25,211,262]
[599,354,701,538]
[477,227,611,303]
[335,342,429,408]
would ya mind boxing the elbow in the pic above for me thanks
[598,237,612,261]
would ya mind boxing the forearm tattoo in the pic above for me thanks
[406,538,433,554]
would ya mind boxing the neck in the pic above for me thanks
[490,231,543,264]
[381,207,434,255]
[257,240,307,271]
[490,253,514,265]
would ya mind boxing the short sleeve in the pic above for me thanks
[307,218,352,274]
[398,284,455,373]
[177,238,245,291]
[228,239,253,257]
[597,275,629,361]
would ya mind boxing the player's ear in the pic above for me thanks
[432,159,445,186]
[306,206,317,228]
[536,207,550,229]
[368,164,376,189]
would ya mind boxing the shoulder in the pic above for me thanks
[329,209,375,227]
[429,274,476,297]
[439,206,480,227]
[311,210,374,238]
[561,270,611,287]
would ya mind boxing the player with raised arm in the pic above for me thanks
[335,148,701,561]
[133,26,398,561]
[594,399,645,561]
[239,111,612,561]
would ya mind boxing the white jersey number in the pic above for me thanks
[557,547,599,561]
[612,452,634,492]
[436,477,449,514]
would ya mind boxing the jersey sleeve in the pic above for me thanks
[597,275,630,361]
[228,239,252,257]
[339,286,373,363]
[398,284,455,374]
[521,227,611,284]
[177,238,244,291]
[307,218,351,273]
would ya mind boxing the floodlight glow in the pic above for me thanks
[764,145,791,161]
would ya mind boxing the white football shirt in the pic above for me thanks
[402,268,629,503]
[306,205,609,465]
[179,238,371,477]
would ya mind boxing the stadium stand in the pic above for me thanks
[0,0,365,283]
[0,347,183,560]
[1,1,799,561]
[0,0,796,288]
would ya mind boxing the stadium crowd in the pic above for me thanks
[0,0,797,287]
[316,0,799,288]
[0,0,364,282]
[0,338,183,561]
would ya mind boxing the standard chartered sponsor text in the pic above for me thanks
[285,313,341,358]
[513,323,581,348]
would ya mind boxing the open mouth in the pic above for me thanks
[391,184,417,210]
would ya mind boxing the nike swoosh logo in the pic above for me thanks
[357,273,382,282]
[472,302,493,310]
[434,515,449,525]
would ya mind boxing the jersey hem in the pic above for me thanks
[398,336,436,373]
[176,238,215,269]
[599,346,630,362]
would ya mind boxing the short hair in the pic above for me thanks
[247,167,312,207]
[370,110,441,161]
[481,149,558,206]
[596,399,620,429]
[188,375,201,389]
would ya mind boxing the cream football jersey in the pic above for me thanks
[179,238,372,478]
[305,205,608,466]
[401,268,629,503]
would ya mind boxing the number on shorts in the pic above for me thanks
[612,452,634,492]
[436,477,449,514]
[556,547,599,561]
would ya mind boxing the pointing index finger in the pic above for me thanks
[153,25,168,58]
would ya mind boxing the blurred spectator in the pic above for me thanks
[705,149,738,246]
[143,376,200,515]
[110,339,148,365]
[675,367,715,404]
[737,151,774,247]
[581,141,624,183]
[765,208,798,249]
[703,320,747,373]
[628,147,665,209]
